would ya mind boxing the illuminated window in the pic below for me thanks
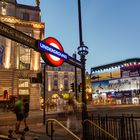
[64,74,68,78]
[19,89,29,95]
[18,79,29,95]
[53,80,58,91]
[1,2,7,15]
[19,45,31,70]
[54,80,58,86]
[1,7,6,15]
[19,79,29,87]
[64,80,68,91]
[53,73,58,78]
[64,72,68,78]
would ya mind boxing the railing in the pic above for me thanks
[46,118,81,140]
[83,119,117,140]
[85,114,139,140]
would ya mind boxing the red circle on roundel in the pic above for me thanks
[44,37,64,66]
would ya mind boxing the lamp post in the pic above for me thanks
[77,0,88,121]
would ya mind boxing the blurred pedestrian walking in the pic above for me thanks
[65,98,80,131]
[14,96,24,133]
[23,99,29,132]
[65,100,73,129]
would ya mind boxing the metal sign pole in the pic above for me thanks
[43,64,46,125]
[74,53,78,100]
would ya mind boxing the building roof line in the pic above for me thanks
[16,4,40,11]
[91,58,140,73]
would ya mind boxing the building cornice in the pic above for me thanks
[0,15,45,29]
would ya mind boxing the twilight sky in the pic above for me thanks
[17,0,140,73]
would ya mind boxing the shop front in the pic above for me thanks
[44,92,71,112]
[92,76,140,105]
[0,89,10,111]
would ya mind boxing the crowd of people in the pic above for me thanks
[12,95,81,133]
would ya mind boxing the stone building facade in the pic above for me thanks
[0,0,82,110]
[44,63,82,100]
[0,0,44,110]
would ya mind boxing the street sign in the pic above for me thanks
[0,21,82,69]
[67,56,82,69]
[39,37,68,67]
[0,21,37,50]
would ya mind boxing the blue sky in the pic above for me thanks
[17,0,140,73]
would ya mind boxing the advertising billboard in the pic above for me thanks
[92,80,109,93]
[92,77,140,93]
[121,64,140,78]
[91,69,121,81]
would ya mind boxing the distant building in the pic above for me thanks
[44,62,82,101]
[91,58,140,105]
[0,0,44,110]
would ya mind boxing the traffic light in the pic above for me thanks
[78,83,82,92]
[70,83,75,92]
[31,72,42,83]
[37,72,42,83]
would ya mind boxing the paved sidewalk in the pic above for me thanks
[0,123,49,140]
[0,110,82,140]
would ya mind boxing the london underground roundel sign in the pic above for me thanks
[45,37,64,66]
[38,37,68,67]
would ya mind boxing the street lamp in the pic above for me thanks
[78,44,88,121]
[77,0,88,121]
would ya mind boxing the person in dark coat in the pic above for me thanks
[14,97,24,133]
[23,99,29,131]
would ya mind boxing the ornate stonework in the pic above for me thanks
[0,16,44,29]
